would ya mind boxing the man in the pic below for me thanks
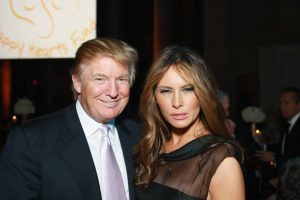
[255,86,300,172]
[0,38,140,200]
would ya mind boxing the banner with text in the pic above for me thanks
[0,0,96,59]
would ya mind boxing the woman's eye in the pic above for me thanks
[183,86,194,92]
[159,89,171,93]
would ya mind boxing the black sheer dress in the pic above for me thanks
[136,134,238,200]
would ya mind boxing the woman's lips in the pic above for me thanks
[171,113,187,120]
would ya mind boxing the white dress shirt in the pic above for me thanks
[288,112,300,132]
[76,101,129,200]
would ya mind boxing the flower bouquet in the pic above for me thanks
[14,97,35,123]
[241,106,266,149]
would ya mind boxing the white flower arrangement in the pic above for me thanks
[14,97,36,115]
[241,106,266,123]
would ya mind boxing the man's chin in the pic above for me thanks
[102,108,125,119]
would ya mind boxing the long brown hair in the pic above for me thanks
[134,45,241,188]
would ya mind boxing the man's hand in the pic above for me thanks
[254,150,275,163]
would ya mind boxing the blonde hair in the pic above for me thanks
[70,37,138,98]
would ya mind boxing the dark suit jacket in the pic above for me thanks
[0,103,140,200]
[277,116,300,167]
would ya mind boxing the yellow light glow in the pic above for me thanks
[12,115,17,123]
[255,129,262,135]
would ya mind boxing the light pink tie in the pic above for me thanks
[99,125,126,200]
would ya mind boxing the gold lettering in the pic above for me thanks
[0,32,26,57]
[28,43,69,57]
[71,17,96,47]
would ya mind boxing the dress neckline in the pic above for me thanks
[160,134,226,162]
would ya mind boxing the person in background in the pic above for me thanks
[255,86,300,172]
[134,45,245,200]
[255,87,300,199]
[0,38,140,200]
[218,89,261,199]
[217,89,236,136]
[276,157,300,200]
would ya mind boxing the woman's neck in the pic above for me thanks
[164,122,209,153]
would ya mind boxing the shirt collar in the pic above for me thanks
[75,100,115,137]
[288,112,300,130]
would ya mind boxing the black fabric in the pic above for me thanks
[281,121,290,154]
[136,134,238,200]
[277,117,300,168]
[0,103,141,200]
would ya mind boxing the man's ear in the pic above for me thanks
[72,74,81,94]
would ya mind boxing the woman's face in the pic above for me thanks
[155,66,201,132]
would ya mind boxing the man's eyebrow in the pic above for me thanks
[92,73,106,77]
[118,74,129,78]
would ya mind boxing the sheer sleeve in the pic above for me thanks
[153,141,237,199]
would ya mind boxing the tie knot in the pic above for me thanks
[98,124,110,136]
[285,121,290,128]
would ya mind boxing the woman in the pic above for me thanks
[217,89,236,136]
[134,46,245,200]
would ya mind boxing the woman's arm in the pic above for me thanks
[208,157,245,200]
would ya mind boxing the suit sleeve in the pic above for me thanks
[0,127,41,199]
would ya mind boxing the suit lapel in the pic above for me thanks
[290,116,300,134]
[284,116,300,157]
[59,104,101,200]
[116,115,140,200]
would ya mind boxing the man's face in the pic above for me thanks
[72,56,130,123]
[280,91,300,120]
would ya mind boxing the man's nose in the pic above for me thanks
[106,80,118,98]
